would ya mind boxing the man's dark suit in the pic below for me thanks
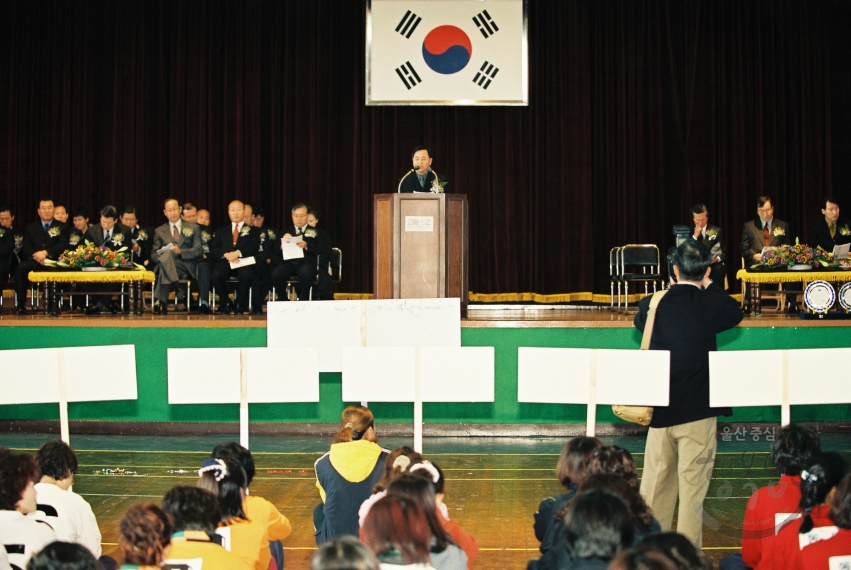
[250,225,277,309]
[14,220,69,309]
[397,169,448,193]
[270,225,323,301]
[0,226,13,288]
[209,223,260,311]
[309,226,334,300]
[740,217,791,262]
[84,224,135,309]
[808,217,851,253]
[692,224,727,289]
[119,224,156,267]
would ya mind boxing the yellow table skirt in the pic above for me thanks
[736,269,851,284]
[28,270,155,283]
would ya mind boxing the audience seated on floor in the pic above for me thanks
[211,442,291,570]
[311,535,382,570]
[117,503,172,570]
[561,489,634,570]
[761,452,849,570]
[358,446,423,527]
[382,473,467,570]
[791,471,851,569]
[719,423,821,570]
[533,436,602,553]
[0,451,56,569]
[33,440,103,557]
[160,485,250,570]
[361,494,438,569]
[314,406,389,545]
[25,541,101,570]
[529,446,660,570]
[632,532,713,570]
[197,457,270,570]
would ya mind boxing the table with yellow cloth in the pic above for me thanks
[28,270,156,315]
[736,268,851,315]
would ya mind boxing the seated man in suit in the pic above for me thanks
[271,202,324,301]
[740,195,791,263]
[67,207,90,250]
[0,205,23,283]
[397,145,449,193]
[0,207,16,298]
[13,198,70,314]
[150,197,204,314]
[83,205,133,314]
[210,200,260,315]
[193,208,214,314]
[808,196,851,254]
[690,203,726,290]
[181,202,198,224]
[249,204,277,312]
[119,206,155,268]
[53,203,69,224]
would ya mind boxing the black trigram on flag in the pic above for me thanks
[395,61,422,90]
[472,10,499,38]
[472,61,499,89]
[395,10,422,39]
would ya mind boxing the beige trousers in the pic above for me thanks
[639,416,717,547]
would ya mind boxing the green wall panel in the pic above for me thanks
[1,324,848,425]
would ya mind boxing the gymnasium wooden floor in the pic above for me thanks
[6,433,851,569]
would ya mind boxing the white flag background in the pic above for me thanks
[367,0,527,105]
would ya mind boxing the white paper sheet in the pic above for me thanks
[230,255,256,269]
[281,236,304,260]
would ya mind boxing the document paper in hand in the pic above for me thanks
[282,236,305,260]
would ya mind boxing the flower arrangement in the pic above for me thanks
[753,238,814,269]
[45,240,142,270]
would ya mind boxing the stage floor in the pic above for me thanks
[5,432,851,569]
[1,304,848,327]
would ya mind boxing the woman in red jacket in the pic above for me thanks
[793,472,851,570]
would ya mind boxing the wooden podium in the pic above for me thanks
[373,193,469,314]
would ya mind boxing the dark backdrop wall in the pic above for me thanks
[2,0,850,296]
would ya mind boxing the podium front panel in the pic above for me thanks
[400,197,443,298]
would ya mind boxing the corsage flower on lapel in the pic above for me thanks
[772,226,785,237]
[181,228,193,237]
[304,228,317,238]
[48,227,61,237]
[240,225,251,236]
[705,228,718,240]
[111,233,125,245]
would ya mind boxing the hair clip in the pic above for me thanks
[345,422,354,430]
[199,458,228,482]
[410,461,440,484]
[800,469,819,483]
[392,455,411,471]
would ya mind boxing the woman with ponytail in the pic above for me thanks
[762,452,849,570]
[793,472,851,569]
[315,405,389,545]
[197,456,270,570]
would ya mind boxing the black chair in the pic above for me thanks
[619,244,663,311]
[609,246,622,310]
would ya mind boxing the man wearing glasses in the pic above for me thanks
[740,195,791,263]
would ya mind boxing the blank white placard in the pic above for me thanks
[245,347,319,402]
[266,300,362,372]
[595,349,670,406]
[64,345,138,402]
[788,348,851,405]
[168,348,241,404]
[365,299,460,348]
[0,348,61,404]
[342,347,416,402]
[418,347,494,402]
[709,350,785,407]
[517,348,592,404]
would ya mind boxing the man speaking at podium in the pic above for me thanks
[397,145,449,193]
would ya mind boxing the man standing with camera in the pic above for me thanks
[635,240,743,547]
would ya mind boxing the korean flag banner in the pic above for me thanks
[367,0,528,106]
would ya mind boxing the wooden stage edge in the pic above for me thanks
[3,419,851,438]
[1,304,850,327]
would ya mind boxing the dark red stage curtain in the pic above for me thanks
[1,0,849,296]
